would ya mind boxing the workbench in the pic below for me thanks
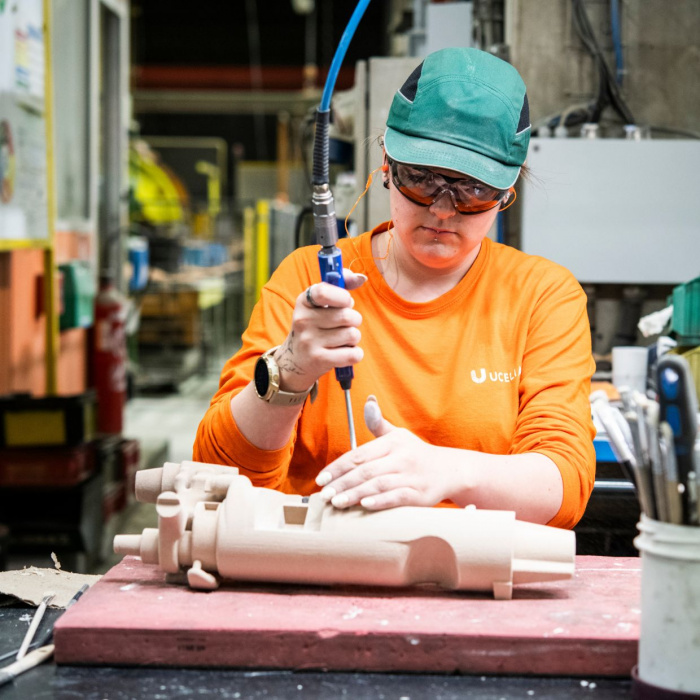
[0,552,643,698]
[0,603,633,699]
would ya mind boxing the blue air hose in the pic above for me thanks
[320,0,372,112]
[313,0,372,187]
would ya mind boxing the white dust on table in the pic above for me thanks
[341,605,363,620]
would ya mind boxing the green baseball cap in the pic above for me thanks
[384,48,530,190]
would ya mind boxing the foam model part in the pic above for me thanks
[114,460,575,599]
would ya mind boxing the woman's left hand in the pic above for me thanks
[315,396,458,510]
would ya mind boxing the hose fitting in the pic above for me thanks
[312,184,338,249]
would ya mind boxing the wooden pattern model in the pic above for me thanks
[113,460,576,599]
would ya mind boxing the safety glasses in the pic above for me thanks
[387,158,515,215]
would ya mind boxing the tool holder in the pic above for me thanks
[633,514,700,697]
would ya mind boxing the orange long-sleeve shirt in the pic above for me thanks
[194,223,596,528]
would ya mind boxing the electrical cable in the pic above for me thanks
[537,4,693,140]
[571,0,635,125]
[556,102,596,133]
[571,1,611,122]
[532,107,587,133]
[579,0,635,124]
[610,0,624,85]
[294,206,314,248]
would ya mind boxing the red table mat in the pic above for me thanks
[54,555,641,676]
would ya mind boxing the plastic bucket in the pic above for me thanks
[633,515,700,697]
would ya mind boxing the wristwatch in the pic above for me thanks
[254,346,318,406]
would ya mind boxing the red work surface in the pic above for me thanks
[54,555,641,676]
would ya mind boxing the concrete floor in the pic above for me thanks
[125,371,221,466]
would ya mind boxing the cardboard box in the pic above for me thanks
[138,311,200,347]
[140,290,199,317]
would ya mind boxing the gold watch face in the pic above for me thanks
[254,347,313,405]
[254,355,271,398]
[254,352,279,400]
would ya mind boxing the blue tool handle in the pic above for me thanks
[657,354,698,522]
[657,355,698,462]
[318,246,354,390]
[318,246,345,289]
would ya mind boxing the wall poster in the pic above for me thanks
[0,0,49,245]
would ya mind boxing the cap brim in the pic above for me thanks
[384,127,520,190]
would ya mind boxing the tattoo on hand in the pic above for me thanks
[277,333,305,376]
[278,357,305,375]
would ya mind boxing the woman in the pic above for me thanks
[194,47,595,529]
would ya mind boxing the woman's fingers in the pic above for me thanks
[316,436,392,487]
[302,281,354,310]
[364,395,394,437]
[295,288,363,348]
[301,270,367,311]
[343,269,368,291]
[316,399,400,491]
[285,281,364,379]
[294,324,363,369]
[315,404,443,511]
[320,343,364,368]
[323,470,410,509]
[312,307,363,332]
[359,487,419,510]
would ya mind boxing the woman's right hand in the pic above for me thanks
[274,270,367,393]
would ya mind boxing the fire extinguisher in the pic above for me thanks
[93,274,128,434]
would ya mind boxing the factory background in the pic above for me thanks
[0,0,699,572]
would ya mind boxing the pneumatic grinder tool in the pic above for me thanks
[311,110,356,450]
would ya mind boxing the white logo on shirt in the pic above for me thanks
[470,366,522,384]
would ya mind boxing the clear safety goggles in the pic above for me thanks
[388,158,515,215]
